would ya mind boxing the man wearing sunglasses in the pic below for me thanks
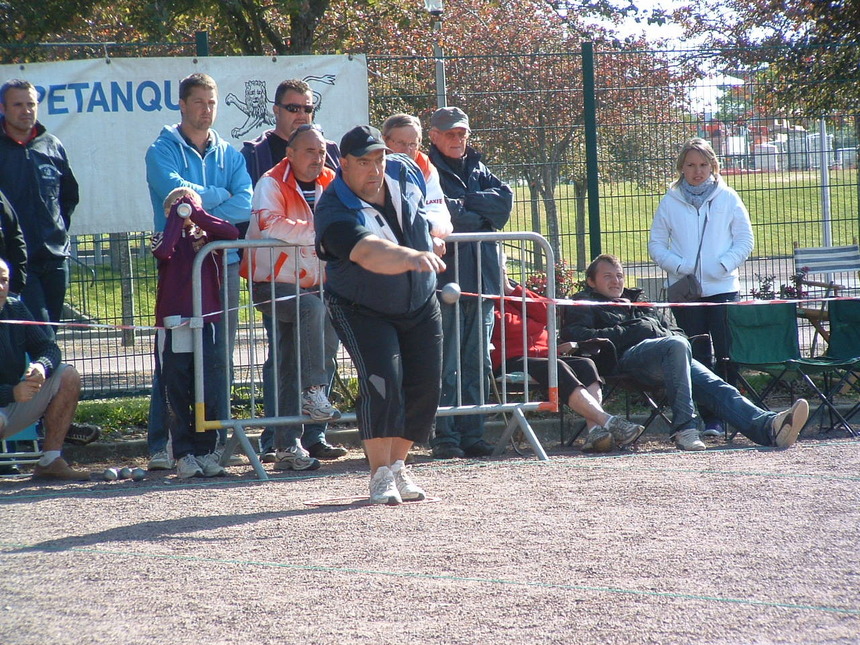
[241,78,340,185]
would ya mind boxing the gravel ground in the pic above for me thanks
[1,434,859,645]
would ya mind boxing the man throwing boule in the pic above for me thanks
[315,126,446,505]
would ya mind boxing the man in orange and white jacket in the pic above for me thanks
[240,124,341,471]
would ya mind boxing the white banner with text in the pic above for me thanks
[1,55,368,234]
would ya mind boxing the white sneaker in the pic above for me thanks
[605,416,645,447]
[148,450,174,471]
[301,385,342,422]
[213,444,244,467]
[369,466,402,505]
[770,399,809,448]
[176,454,203,479]
[198,453,226,477]
[674,427,707,451]
[581,426,614,453]
[391,460,425,501]
[274,446,321,471]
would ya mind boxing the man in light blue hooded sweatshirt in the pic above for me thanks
[144,72,252,470]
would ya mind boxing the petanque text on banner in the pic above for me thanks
[0,55,368,235]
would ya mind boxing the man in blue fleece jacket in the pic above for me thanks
[144,73,252,470]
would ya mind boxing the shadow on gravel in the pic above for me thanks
[11,503,364,554]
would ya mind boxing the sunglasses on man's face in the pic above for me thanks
[278,103,315,114]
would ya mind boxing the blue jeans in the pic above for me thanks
[433,296,494,449]
[22,259,68,327]
[252,283,339,389]
[256,287,339,452]
[255,310,337,452]
[216,262,241,423]
[618,336,775,445]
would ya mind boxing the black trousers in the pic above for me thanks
[157,324,221,459]
[326,294,442,444]
[503,355,602,404]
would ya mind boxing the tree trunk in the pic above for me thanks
[538,160,563,266]
[109,233,136,347]
[539,178,561,265]
[288,0,332,54]
[525,172,543,271]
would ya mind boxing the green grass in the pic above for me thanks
[74,376,362,440]
[68,256,158,326]
[507,169,860,268]
[75,397,149,439]
[67,252,257,326]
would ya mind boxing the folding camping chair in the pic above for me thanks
[0,424,42,474]
[793,241,860,356]
[725,301,859,439]
[814,298,860,429]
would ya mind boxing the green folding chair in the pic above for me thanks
[726,302,858,438]
[817,299,860,427]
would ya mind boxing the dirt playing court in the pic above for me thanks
[1,436,858,644]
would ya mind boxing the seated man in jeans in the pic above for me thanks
[0,258,89,480]
[560,253,809,451]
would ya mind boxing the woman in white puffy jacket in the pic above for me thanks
[649,138,753,433]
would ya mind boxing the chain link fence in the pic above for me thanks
[11,42,858,397]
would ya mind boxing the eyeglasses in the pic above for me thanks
[277,102,316,114]
[287,123,324,147]
[389,140,420,151]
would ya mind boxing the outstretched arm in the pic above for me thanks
[349,235,446,275]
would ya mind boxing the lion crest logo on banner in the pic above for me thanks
[225,74,337,139]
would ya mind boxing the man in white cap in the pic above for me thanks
[428,106,513,459]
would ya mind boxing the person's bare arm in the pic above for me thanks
[349,235,446,275]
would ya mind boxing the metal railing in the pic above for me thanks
[28,42,859,398]
[182,233,558,479]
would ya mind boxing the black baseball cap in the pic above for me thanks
[340,125,391,158]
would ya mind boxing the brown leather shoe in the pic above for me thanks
[31,457,90,481]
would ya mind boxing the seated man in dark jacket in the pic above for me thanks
[0,258,89,480]
[559,253,809,451]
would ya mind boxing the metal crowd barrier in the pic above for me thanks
[189,232,560,481]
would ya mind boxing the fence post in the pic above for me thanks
[195,31,209,57]
[581,41,601,261]
[109,233,136,347]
